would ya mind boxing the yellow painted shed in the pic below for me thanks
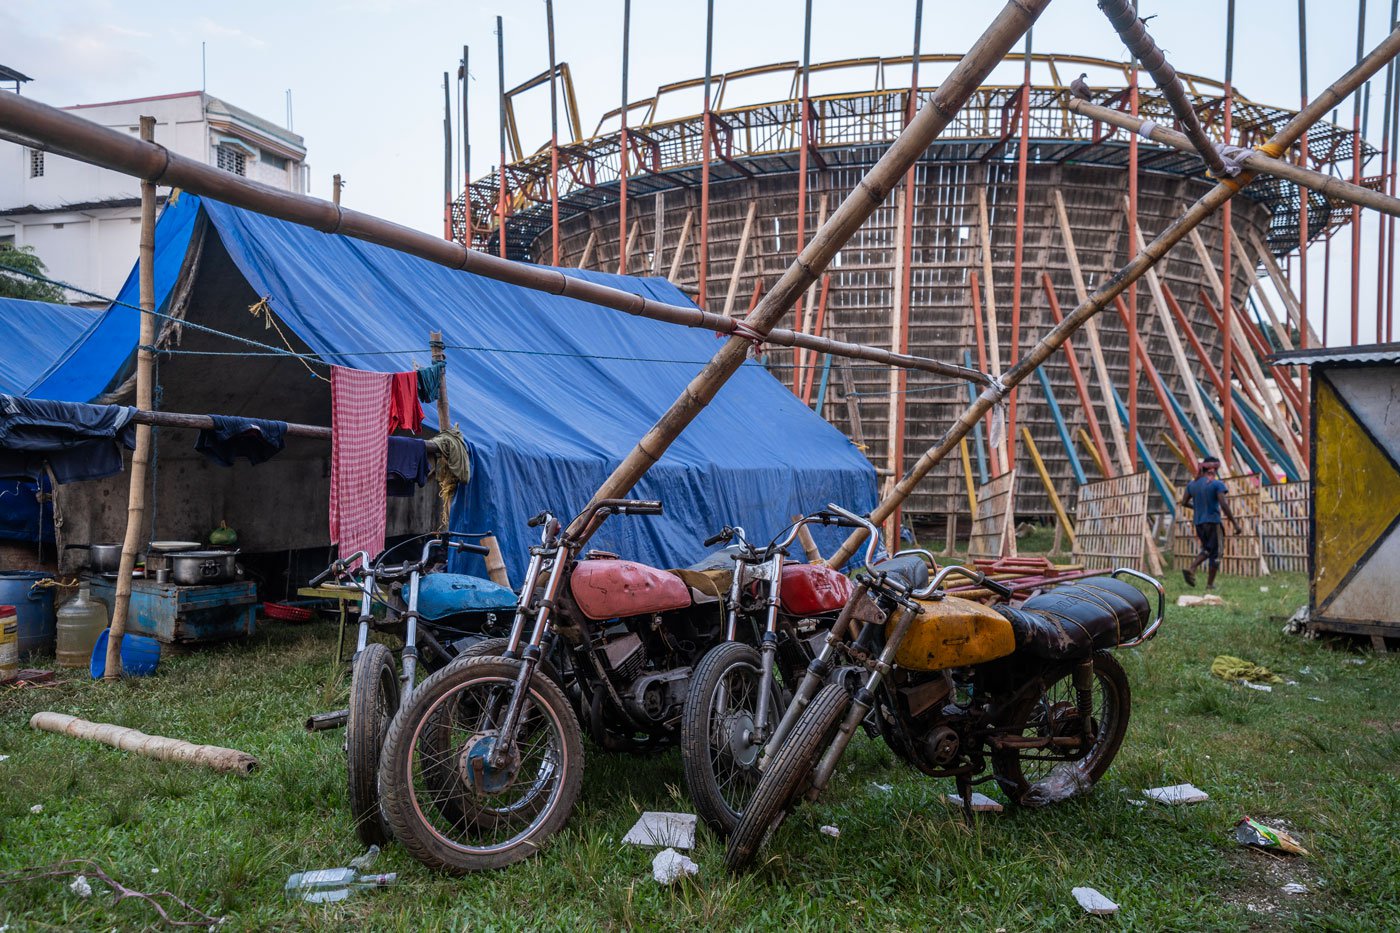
[1274,344,1400,648]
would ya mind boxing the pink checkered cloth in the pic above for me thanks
[330,366,393,562]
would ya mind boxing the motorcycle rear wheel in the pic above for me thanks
[378,656,584,872]
[991,650,1130,807]
[724,683,849,873]
[681,641,790,837]
[347,642,399,847]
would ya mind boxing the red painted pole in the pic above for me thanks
[618,0,631,275]
[801,275,831,405]
[1113,295,1197,472]
[1008,30,1031,467]
[1042,273,1113,473]
[1127,25,1140,470]
[1222,0,1235,468]
[699,0,713,310]
[793,0,813,392]
[890,0,925,539]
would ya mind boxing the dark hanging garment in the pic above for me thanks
[386,435,429,497]
[194,415,289,466]
[0,394,136,484]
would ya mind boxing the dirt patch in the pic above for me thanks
[1222,843,1321,925]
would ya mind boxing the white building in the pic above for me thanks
[1,89,308,304]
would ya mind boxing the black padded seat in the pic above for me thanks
[996,577,1151,660]
[869,553,931,592]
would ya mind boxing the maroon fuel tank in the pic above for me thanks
[778,564,854,616]
[569,559,692,621]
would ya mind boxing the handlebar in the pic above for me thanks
[823,502,884,569]
[308,563,339,587]
[449,540,491,556]
[703,526,734,548]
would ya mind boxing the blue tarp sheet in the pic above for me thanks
[29,196,877,578]
[24,193,202,402]
[0,297,93,395]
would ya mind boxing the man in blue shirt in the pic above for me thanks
[1180,456,1240,589]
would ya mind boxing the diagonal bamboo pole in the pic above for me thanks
[564,0,1053,538]
[826,24,1400,568]
[1067,97,1400,218]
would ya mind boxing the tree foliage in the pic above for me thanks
[0,243,68,303]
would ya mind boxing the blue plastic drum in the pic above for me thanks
[90,628,161,678]
[0,570,55,660]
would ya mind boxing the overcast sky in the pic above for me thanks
[5,0,1397,343]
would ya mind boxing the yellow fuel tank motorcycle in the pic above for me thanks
[725,504,1164,871]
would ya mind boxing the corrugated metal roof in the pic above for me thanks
[1270,343,1400,367]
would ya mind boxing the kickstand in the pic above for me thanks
[955,773,974,827]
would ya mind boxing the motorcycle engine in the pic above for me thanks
[600,629,645,682]
[624,667,692,727]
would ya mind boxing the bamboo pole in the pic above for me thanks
[794,0,814,383]
[430,331,452,532]
[104,114,157,681]
[481,535,511,588]
[976,186,1006,473]
[1021,427,1076,549]
[699,0,714,310]
[891,1,924,537]
[0,89,984,385]
[442,71,453,241]
[801,275,831,405]
[496,16,508,261]
[618,0,631,276]
[651,192,666,277]
[1008,28,1032,466]
[825,24,1400,569]
[794,516,822,563]
[1222,0,1237,466]
[795,194,829,392]
[619,220,640,275]
[1250,231,1322,347]
[578,229,597,269]
[721,201,758,317]
[1067,97,1400,218]
[886,186,908,498]
[1052,190,1131,473]
[960,438,979,518]
[1039,273,1112,475]
[547,1,561,265]
[31,712,260,776]
[668,210,693,282]
[1078,428,1111,479]
[563,0,1052,539]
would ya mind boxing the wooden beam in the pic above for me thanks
[1021,427,1076,549]
[651,191,666,277]
[721,201,758,317]
[578,228,597,269]
[667,210,693,283]
[619,220,641,275]
[976,185,1006,471]
[960,438,979,519]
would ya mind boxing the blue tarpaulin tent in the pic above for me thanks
[27,195,876,577]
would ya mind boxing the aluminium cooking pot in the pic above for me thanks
[166,550,240,586]
[64,543,124,574]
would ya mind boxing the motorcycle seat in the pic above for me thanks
[869,553,931,592]
[996,577,1150,660]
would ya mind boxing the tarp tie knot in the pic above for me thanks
[722,321,768,359]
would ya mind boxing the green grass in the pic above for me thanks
[2,571,1397,930]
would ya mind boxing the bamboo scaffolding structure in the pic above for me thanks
[1008,29,1032,466]
[496,17,508,260]
[104,115,157,681]
[1067,97,1400,218]
[547,5,560,265]
[699,0,714,309]
[794,0,814,387]
[890,2,923,538]
[31,713,260,776]
[667,211,693,282]
[795,194,829,393]
[1052,190,1132,474]
[1078,428,1110,479]
[1040,273,1112,476]
[826,24,1400,568]
[560,0,1051,537]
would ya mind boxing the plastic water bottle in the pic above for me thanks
[56,582,109,669]
[284,868,396,903]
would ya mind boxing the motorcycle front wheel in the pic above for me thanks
[378,656,584,872]
[724,683,849,873]
[346,641,399,847]
[991,650,1131,807]
[681,641,790,837]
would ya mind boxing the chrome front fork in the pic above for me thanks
[807,602,919,798]
[752,552,785,743]
[761,579,870,767]
[491,545,567,768]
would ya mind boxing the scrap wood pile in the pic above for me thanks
[944,555,1105,603]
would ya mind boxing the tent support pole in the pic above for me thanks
[105,115,158,682]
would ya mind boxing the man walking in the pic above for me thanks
[1181,456,1240,589]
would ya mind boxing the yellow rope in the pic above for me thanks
[1255,141,1285,159]
[248,298,328,382]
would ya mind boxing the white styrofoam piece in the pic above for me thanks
[945,792,1004,812]
[651,848,698,884]
[623,812,697,850]
[1142,783,1209,805]
[819,825,841,838]
[1072,886,1119,915]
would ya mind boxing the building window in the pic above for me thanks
[216,145,246,176]
[260,149,288,171]
[29,149,43,178]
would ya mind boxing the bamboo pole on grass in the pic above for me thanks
[104,115,157,681]
[563,0,1053,540]
[825,25,1400,569]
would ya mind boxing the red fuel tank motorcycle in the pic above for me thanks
[378,498,770,871]
[679,514,917,836]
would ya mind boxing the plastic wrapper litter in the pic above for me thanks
[1234,816,1309,856]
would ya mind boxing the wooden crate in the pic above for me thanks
[1260,482,1309,574]
[968,471,1017,559]
[1073,472,1149,571]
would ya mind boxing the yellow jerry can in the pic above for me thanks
[894,596,1017,671]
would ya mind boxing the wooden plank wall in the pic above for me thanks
[968,470,1017,559]
[1073,472,1150,570]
